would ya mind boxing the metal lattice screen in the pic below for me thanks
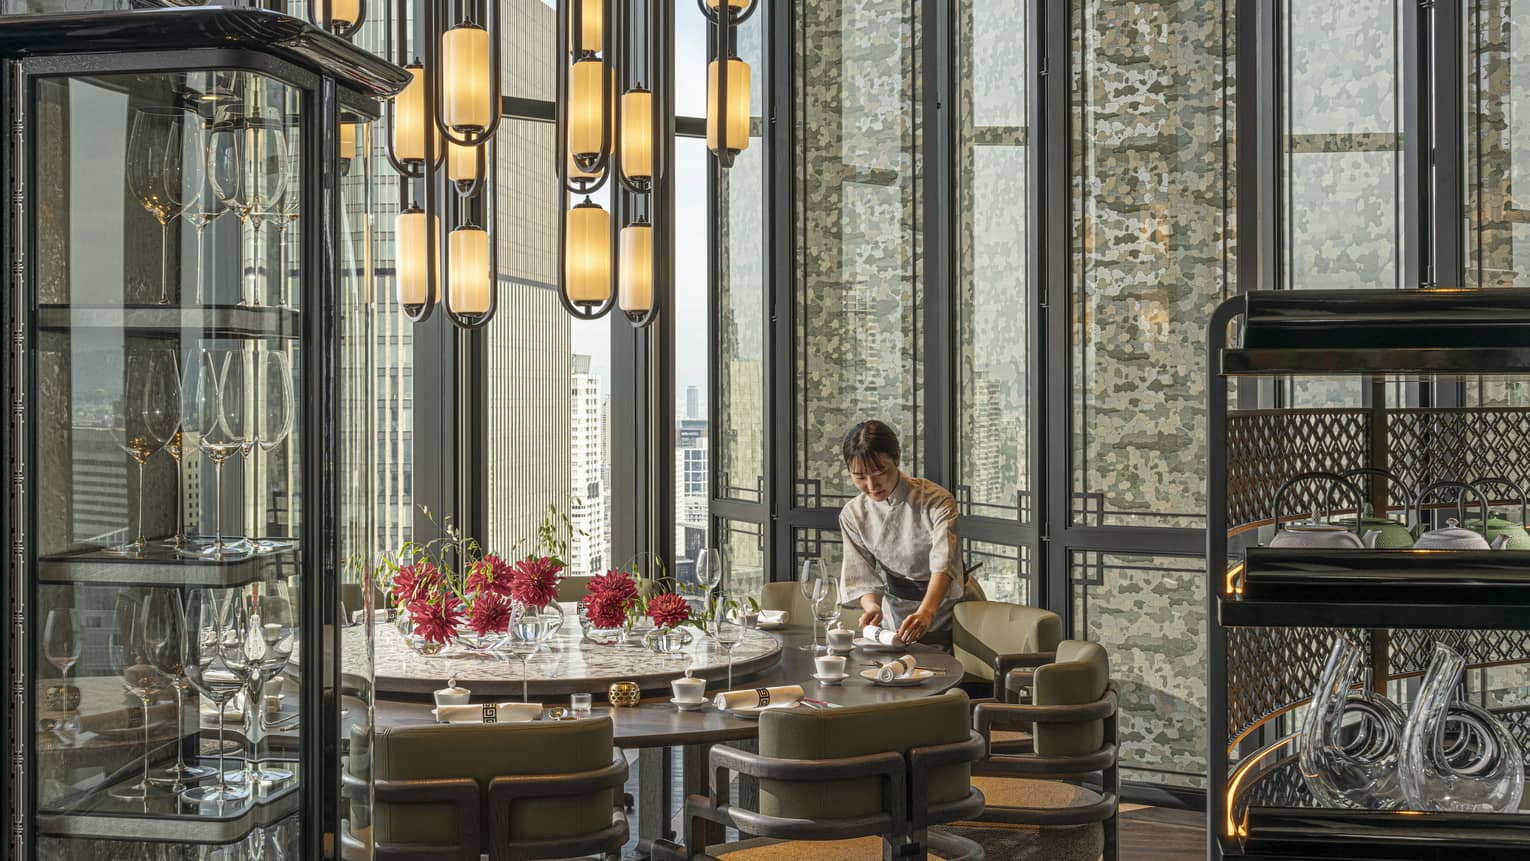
[1226,410,1370,529]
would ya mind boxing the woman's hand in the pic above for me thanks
[897,607,936,644]
[857,607,883,628]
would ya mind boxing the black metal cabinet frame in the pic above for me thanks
[0,8,405,858]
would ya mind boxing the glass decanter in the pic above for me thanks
[1298,636,1407,809]
[1400,642,1524,813]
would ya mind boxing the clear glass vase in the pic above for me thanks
[1299,637,1407,809]
[1400,642,1524,812]
[643,625,695,655]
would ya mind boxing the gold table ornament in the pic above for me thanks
[608,681,641,707]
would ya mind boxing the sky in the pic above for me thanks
[564,0,712,417]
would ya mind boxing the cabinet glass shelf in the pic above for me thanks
[38,546,298,587]
[36,303,302,340]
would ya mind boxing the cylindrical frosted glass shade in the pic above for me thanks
[707,58,751,155]
[575,0,602,50]
[326,0,360,25]
[396,208,439,308]
[449,139,480,185]
[571,58,605,165]
[565,202,610,306]
[393,64,438,163]
[619,223,653,316]
[706,0,749,7]
[442,24,492,133]
[620,89,653,182]
[339,122,357,159]
[448,226,491,315]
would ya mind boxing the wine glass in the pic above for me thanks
[811,580,840,653]
[244,122,289,307]
[142,588,216,787]
[43,608,83,741]
[109,590,163,800]
[506,602,564,703]
[191,347,247,559]
[713,612,745,690]
[181,588,250,803]
[251,348,294,553]
[127,106,189,305]
[695,548,722,628]
[103,350,182,556]
[270,143,302,308]
[222,588,295,788]
[797,558,825,651]
[183,122,228,306]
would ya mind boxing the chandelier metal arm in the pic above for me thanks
[445,137,498,330]
[693,0,761,27]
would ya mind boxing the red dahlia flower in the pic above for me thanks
[406,595,463,645]
[646,593,691,629]
[582,593,630,629]
[508,556,563,609]
[586,569,638,603]
[392,561,441,604]
[465,554,515,598]
[466,594,512,637]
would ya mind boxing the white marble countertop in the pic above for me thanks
[372,604,783,696]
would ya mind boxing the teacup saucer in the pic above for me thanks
[671,697,707,712]
[812,672,849,685]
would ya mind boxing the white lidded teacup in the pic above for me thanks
[434,677,471,708]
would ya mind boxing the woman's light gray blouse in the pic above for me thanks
[838,474,981,630]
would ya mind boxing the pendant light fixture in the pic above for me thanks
[696,0,758,168]
[310,0,367,40]
[555,0,671,328]
[384,0,502,329]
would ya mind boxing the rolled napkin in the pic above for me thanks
[877,654,918,683]
[713,685,806,712]
[862,625,902,646]
[435,702,544,724]
[758,609,789,625]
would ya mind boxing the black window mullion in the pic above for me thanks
[1429,0,1466,288]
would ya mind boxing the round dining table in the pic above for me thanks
[372,622,967,854]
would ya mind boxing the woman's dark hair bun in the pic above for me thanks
[842,420,901,466]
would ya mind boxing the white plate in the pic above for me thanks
[757,621,787,631]
[852,637,907,653]
[671,697,707,712]
[722,702,803,719]
[812,672,849,686]
[858,668,934,687]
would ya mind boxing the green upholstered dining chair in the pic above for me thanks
[952,602,1063,698]
[654,690,986,861]
[372,717,628,861]
[758,581,859,630]
[965,640,1119,861]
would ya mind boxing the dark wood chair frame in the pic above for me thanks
[969,675,1122,861]
[651,731,989,861]
[373,755,629,861]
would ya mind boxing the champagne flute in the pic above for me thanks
[713,612,745,690]
[109,591,163,800]
[251,348,294,553]
[192,348,247,559]
[243,122,289,307]
[181,588,249,803]
[143,588,216,786]
[797,558,825,651]
[127,106,189,305]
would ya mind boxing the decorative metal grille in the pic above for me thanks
[1236,755,1316,810]
[1226,410,1370,528]
[1226,627,1371,742]
[1388,408,1530,509]
[1388,629,1530,677]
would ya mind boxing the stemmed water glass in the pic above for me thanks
[713,610,745,690]
[143,588,216,787]
[190,347,248,559]
[268,145,302,308]
[797,558,826,651]
[181,588,249,803]
[103,350,182,556]
[221,589,295,788]
[126,106,189,305]
[506,602,564,703]
[109,590,164,800]
[251,348,295,553]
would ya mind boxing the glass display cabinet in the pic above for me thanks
[1209,289,1530,859]
[0,8,407,859]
